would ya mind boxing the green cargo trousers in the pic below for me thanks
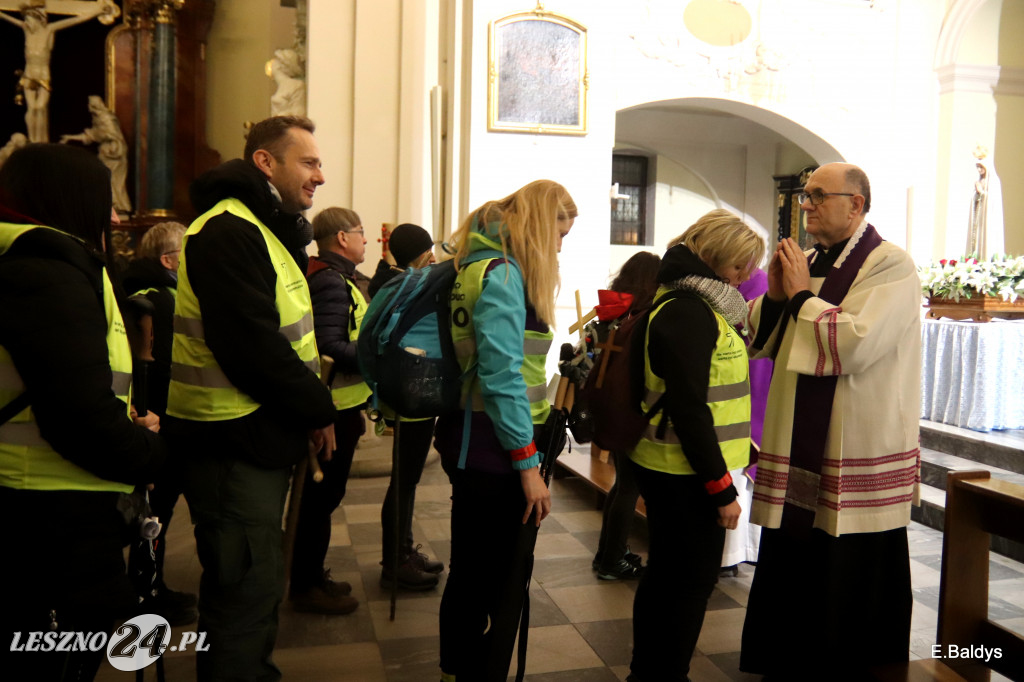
[184,456,291,682]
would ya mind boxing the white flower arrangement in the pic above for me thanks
[919,255,1024,303]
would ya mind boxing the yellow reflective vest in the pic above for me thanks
[630,290,750,475]
[329,277,372,410]
[0,223,133,493]
[167,198,320,421]
[451,258,552,426]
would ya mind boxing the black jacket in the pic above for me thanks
[121,257,177,417]
[646,245,738,507]
[367,258,403,299]
[162,160,336,469]
[0,214,166,485]
[306,251,360,376]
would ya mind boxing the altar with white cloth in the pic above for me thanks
[921,318,1024,431]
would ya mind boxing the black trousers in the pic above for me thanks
[596,449,641,569]
[289,407,363,593]
[0,488,133,682]
[380,417,435,566]
[630,462,725,682]
[439,467,526,680]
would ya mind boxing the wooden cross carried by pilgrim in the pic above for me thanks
[592,324,623,389]
[567,290,595,341]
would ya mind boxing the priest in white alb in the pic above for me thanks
[739,163,922,678]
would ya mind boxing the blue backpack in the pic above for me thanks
[358,260,459,418]
[358,249,511,418]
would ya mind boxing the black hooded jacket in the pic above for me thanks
[0,209,166,485]
[162,160,335,469]
[645,245,738,507]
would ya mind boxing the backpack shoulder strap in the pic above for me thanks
[0,392,30,428]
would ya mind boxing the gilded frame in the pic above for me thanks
[487,7,588,136]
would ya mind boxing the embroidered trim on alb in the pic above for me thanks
[831,218,869,270]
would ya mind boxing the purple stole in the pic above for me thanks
[780,225,884,531]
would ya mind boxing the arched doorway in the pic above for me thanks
[611,97,842,264]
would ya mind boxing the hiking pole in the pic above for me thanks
[283,356,333,586]
[389,417,401,621]
[485,360,573,682]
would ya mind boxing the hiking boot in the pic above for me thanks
[380,560,439,591]
[290,585,359,615]
[320,568,352,597]
[157,587,198,610]
[139,587,199,626]
[624,550,643,567]
[407,544,444,574]
[597,557,645,581]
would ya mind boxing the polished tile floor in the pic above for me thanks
[95,454,1024,681]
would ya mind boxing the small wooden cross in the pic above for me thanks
[567,289,595,340]
[593,324,623,389]
[378,223,391,259]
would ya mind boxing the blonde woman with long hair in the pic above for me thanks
[435,179,576,680]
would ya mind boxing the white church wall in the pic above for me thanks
[205,1,297,161]
[464,0,618,363]
[611,0,947,257]
[307,0,441,270]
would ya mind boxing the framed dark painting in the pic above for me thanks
[488,7,588,135]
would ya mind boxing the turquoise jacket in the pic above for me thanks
[435,217,550,474]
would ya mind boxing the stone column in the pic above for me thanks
[145,0,184,215]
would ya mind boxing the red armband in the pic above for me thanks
[704,472,734,495]
[510,442,538,462]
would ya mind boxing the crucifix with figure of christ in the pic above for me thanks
[0,0,120,142]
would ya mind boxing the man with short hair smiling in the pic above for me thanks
[164,116,337,681]
[740,162,922,678]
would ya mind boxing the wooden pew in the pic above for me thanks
[935,471,1024,681]
[875,471,1024,681]
[555,445,646,517]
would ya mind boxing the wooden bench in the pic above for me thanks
[555,445,646,517]
[874,470,1024,681]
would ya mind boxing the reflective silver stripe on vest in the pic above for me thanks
[174,314,205,339]
[331,373,364,389]
[455,337,551,359]
[646,381,749,407]
[112,371,133,398]
[0,422,48,447]
[454,338,475,359]
[705,381,749,403]
[281,313,314,343]
[172,358,320,389]
[714,422,750,442]
[175,312,314,344]
[644,388,663,406]
[524,337,553,355]
[643,420,751,445]
[171,362,235,389]
[470,382,548,411]
[0,363,25,390]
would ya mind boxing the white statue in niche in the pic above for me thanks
[965,145,1005,259]
[267,48,306,117]
[61,95,132,215]
[0,0,121,143]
